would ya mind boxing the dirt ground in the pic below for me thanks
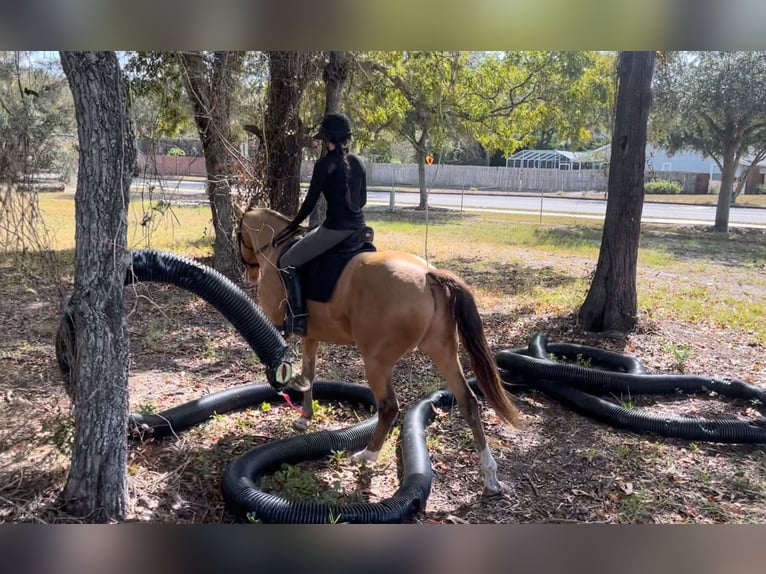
[1,230,765,524]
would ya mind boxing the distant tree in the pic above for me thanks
[348,51,614,203]
[464,51,615,156]
[178,51,244,276]
[124,52,194,141]
[357,51,467,209]
[126,51,246,276]
[579,51,655,333]
[58,50,136,521]
[0,51,75,187]
[0,52,75,260]
[653,51,766,232]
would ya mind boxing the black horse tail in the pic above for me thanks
[427,270,522,427]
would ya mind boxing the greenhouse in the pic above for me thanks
[505,149,607,170]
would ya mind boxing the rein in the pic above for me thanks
[237,226,300,269]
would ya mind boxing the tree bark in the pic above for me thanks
[416,129,429,209]
[265,51,318,216]
[58,51,136,522]
[309,51,349,227]
[180,51,242,277]
[714,143,738,232]
[578,51,655,333]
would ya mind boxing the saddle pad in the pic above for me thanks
[300,240,376,302]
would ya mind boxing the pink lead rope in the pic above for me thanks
[280,391,306,418]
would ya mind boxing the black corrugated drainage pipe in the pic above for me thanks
[222,389,455,523]
[56,250,293,392]
[128,251,292,389]
[496,334,766,443]
[128,381,376,438]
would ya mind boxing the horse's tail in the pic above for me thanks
[427,270,522,427]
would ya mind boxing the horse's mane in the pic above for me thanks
[245,206,289,219]
[243,206,293,228]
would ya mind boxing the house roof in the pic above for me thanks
[585,143,766,168]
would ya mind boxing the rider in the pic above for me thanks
[273,111,368,335]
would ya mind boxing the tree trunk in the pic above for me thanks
[58,51,136,522]
[714,144,737,232]
[578,51,655,333]
[323,51,348,113]
[416,130,429,210]
[309,51,348,227]
[180,51,241,277]
[265,51,316,216]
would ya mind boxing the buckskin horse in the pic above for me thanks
[237,207,521,494]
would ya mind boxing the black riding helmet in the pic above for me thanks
[313,112,352,144]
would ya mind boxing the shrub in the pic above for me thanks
[755,184,766,195]
[645,179,683,195]
[166,146,187,156]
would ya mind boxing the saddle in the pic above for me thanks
[280,226,376,303]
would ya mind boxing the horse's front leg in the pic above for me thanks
[290,337,319,432]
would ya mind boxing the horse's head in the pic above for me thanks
[237,207,292,286]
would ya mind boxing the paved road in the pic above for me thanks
[131,178,766,229]
[367,190,766,228]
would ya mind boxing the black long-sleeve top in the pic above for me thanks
[291,147,367,230]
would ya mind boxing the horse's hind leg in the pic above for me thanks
[292,338,319,432]
[420,338,505,495]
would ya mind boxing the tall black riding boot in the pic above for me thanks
[279,267,308,336]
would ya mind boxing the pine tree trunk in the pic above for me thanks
[58,51,136,522]
[578,51,655,333]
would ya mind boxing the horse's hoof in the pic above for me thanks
[351,448,379,464]
[286,376,311,393]
[292,417,309,432]
[482,480,507,496]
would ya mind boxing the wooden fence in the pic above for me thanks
[136,153,207,178]
[143,153,712,195]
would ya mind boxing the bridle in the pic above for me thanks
[237,230,266,269]
[237,225,301,270]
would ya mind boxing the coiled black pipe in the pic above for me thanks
[127,250,291,389]
[223,389,453,524]
[129,374,446,523]
[500,333,766,404]
[129,381,374,438]
[505,372,766,443]
[497,334,766,443]
[541,341,647,375]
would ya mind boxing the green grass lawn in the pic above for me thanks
[35,191,215,256]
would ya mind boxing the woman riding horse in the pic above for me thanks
[273,111,368,336]
[239,203,523,494]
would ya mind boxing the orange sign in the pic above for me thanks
[425,155,434,165]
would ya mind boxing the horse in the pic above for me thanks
[237,207,522,494]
